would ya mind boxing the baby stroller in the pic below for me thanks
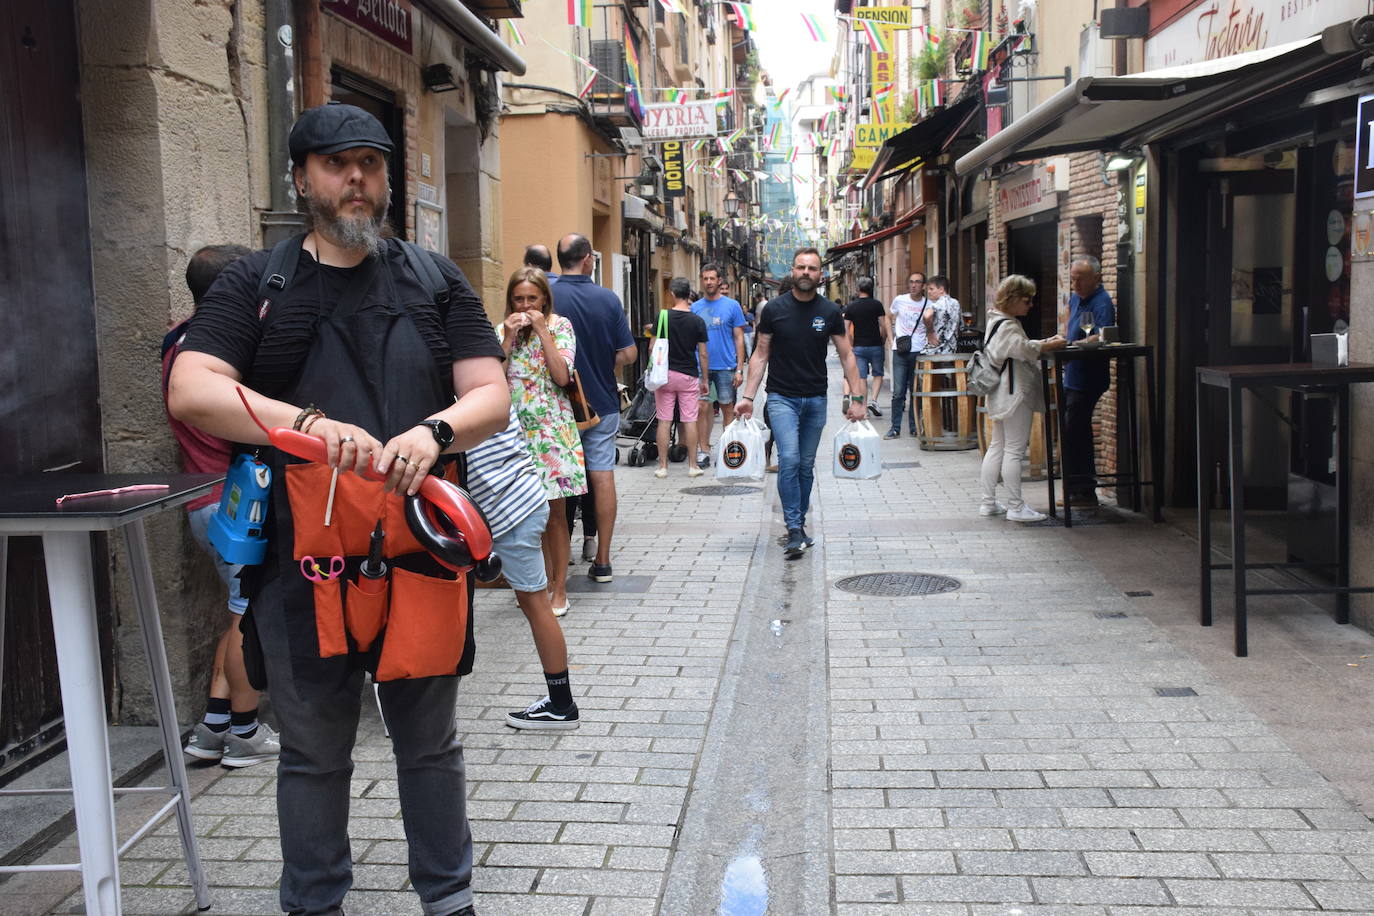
[619,384,688,466]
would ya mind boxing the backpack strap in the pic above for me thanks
[984,318,1015,395]
[255,233,307,319]
[399,239,451,309]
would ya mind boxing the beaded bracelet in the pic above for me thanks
[293,405,325,431]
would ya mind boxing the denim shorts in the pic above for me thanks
[491,501,550,593]
[702,367,737,404]
[852,345,885,379]
[579,411,621,472]
[186,503,249,615]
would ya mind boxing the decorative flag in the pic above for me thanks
[871,85,892,124]
[917,79,943,109]
[827,86,846,103]
[801,13,829,42]
[971,30,991,71]
[692,138,709,151]
[567,0,592,28]
[916,26,942,49]
[656,0,686,16]
[506,21,526,46]
[857,19,889,54]
[728,2,757,31]
[787,148,798,164]
[623,23,643,117]
[776,87,792,107]
[578,69,598,99]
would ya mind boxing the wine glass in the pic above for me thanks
[1078,311,1096,343]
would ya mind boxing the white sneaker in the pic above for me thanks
[654,467,668,478]
[978,501,1007,517]
[1006,505,1048,523]
[551,602,569,618]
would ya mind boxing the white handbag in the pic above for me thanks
[645,310,670,391]
[714,417,767,480]
[833,419,883,480]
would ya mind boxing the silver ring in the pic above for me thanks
[396,455,409,464]
[340,435,354,444]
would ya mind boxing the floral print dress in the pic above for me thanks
[506,313,588,499]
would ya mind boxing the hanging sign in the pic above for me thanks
[662,141,686,198]
[1356,93,1374,199]
[854,7,911,28]
[856,123,912,148]
[642,101,719,140]
[323,0,414,55]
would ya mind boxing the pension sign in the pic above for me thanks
[854,6,911,28]
[856,123,912,148]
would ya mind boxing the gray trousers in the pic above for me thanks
[254,576,474,916]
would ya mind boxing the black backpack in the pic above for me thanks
[255,233,450,318]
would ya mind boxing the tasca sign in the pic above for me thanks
[1144,0,1370,70]
[323,0,414,55]
[997,163,1058,223]
[856,122,912,148]
[642,101,719,140]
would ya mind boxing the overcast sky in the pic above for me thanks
[750,0,838,94]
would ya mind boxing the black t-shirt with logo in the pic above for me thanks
[757,291,846,397]
[663,308,709,377]
[842,296,885,347]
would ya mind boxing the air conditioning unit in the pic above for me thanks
[637,175,663,203]
[618,127,643,149]
[590,40,627,96]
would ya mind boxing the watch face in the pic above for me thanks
[424,419,454,448]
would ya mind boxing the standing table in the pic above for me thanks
[1195,364,1374,656]
[1038,344,1164,527]
[0,473,221,914]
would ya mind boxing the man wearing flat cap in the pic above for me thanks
[169,103,508,916]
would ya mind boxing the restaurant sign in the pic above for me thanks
[997,163,1058,223]
[856,122,913,148]
[323,0,414,55]
[1144,0,1371,70]
[642,101,719,140]
[662,141,686,198]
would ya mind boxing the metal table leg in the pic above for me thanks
[1228,385,1248,657]
[1055,361,1072,527]
[122,520,211,910]
[1042,363,1057,519]
[1197,373,1212,627]
[1146,352,1164,523]
[1125,358,1143,513]
[41,531,122,916]
[1337,385,1351,625]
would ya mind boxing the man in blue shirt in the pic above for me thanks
[553,234,637,582]
[1063,256,1116,506]
[691,262,747,464]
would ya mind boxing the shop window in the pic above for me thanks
[332,67,407,240]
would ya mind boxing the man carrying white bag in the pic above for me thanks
[714,417,768,480]
[833,420,883,480]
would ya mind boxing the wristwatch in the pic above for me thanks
[417,418,455,450]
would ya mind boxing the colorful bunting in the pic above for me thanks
[623,23,643,116]
[801,13,829,42]
[578,69,598,99]
[567,0,592,28]
[971,30,991,71]
[915,26,942,49]
[917,79,943,110]
[871,85,893,124]
[856,19,889,55]
[506,21,526,46]
[728,3,757,31]
[827,86,847,103]
[656,0,686,16]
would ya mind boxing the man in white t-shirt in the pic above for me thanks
[885,271,928,439]
[921,275,961,356]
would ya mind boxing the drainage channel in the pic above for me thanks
[660,487,831,915]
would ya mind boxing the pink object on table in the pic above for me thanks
[55,484,172,506]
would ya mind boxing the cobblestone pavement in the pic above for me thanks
[18,364,1374,915]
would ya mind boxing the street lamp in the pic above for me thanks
[723,191,741,217]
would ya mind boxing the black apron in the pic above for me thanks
[241,243,474,695]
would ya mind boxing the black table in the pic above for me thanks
[1196,363,1374,657]
[0,473,221,913]
[1039,343,1164,527]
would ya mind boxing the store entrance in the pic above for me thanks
[331,68,407,239]
[1006,215,1059,337]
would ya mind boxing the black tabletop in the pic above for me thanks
[1040,343,1153,361]
[1196,362,1374,388]
[0,473,223,532]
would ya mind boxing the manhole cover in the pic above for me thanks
[1154,687,1198,697]
[680,485,762,496]
[834,572,961,597]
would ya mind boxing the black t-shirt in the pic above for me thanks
[843,296,885,347]
[757,292,846,397]
[180,242,503,398]
[664,308,708,377]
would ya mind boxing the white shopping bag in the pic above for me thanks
[833,420,883,480]
[714,417,767,480]
[645,310,670,391]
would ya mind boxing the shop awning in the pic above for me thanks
[824,216,919,261]
[420,0,528,75]
[955,30,1360,177]
[863,94,981,186]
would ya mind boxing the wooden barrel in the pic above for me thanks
[976,399,1056,482]
[913,354,979,451]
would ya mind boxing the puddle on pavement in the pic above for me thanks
[768,619,791,636]
[718,853,768,915]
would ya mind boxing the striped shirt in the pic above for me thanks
[465,407,548,538]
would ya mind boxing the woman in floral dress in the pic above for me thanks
[502,267,587,615]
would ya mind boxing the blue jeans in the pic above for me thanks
[767,394,827,530]
[888,351,919,434]
[852,345,885,379]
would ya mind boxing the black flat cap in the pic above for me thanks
[289,103,393,165]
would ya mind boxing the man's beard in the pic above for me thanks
[302,179,389,256]
[793,276,816,293]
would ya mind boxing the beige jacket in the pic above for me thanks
[983,309,1046,420]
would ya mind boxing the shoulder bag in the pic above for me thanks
[966,318,1015,397]
[561,368,600,431]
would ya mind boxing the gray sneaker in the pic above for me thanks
[221,722,281,768]
[184,722,226,762]
[580,537,597,563]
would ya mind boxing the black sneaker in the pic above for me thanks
[883,429,900,440]
[867,403,882,418]
[784,528,805,560]
[798,528,815,550]
[506,696,580,730]
[588,563,613,583]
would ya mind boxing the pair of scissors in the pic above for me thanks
[301,555,345,582]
